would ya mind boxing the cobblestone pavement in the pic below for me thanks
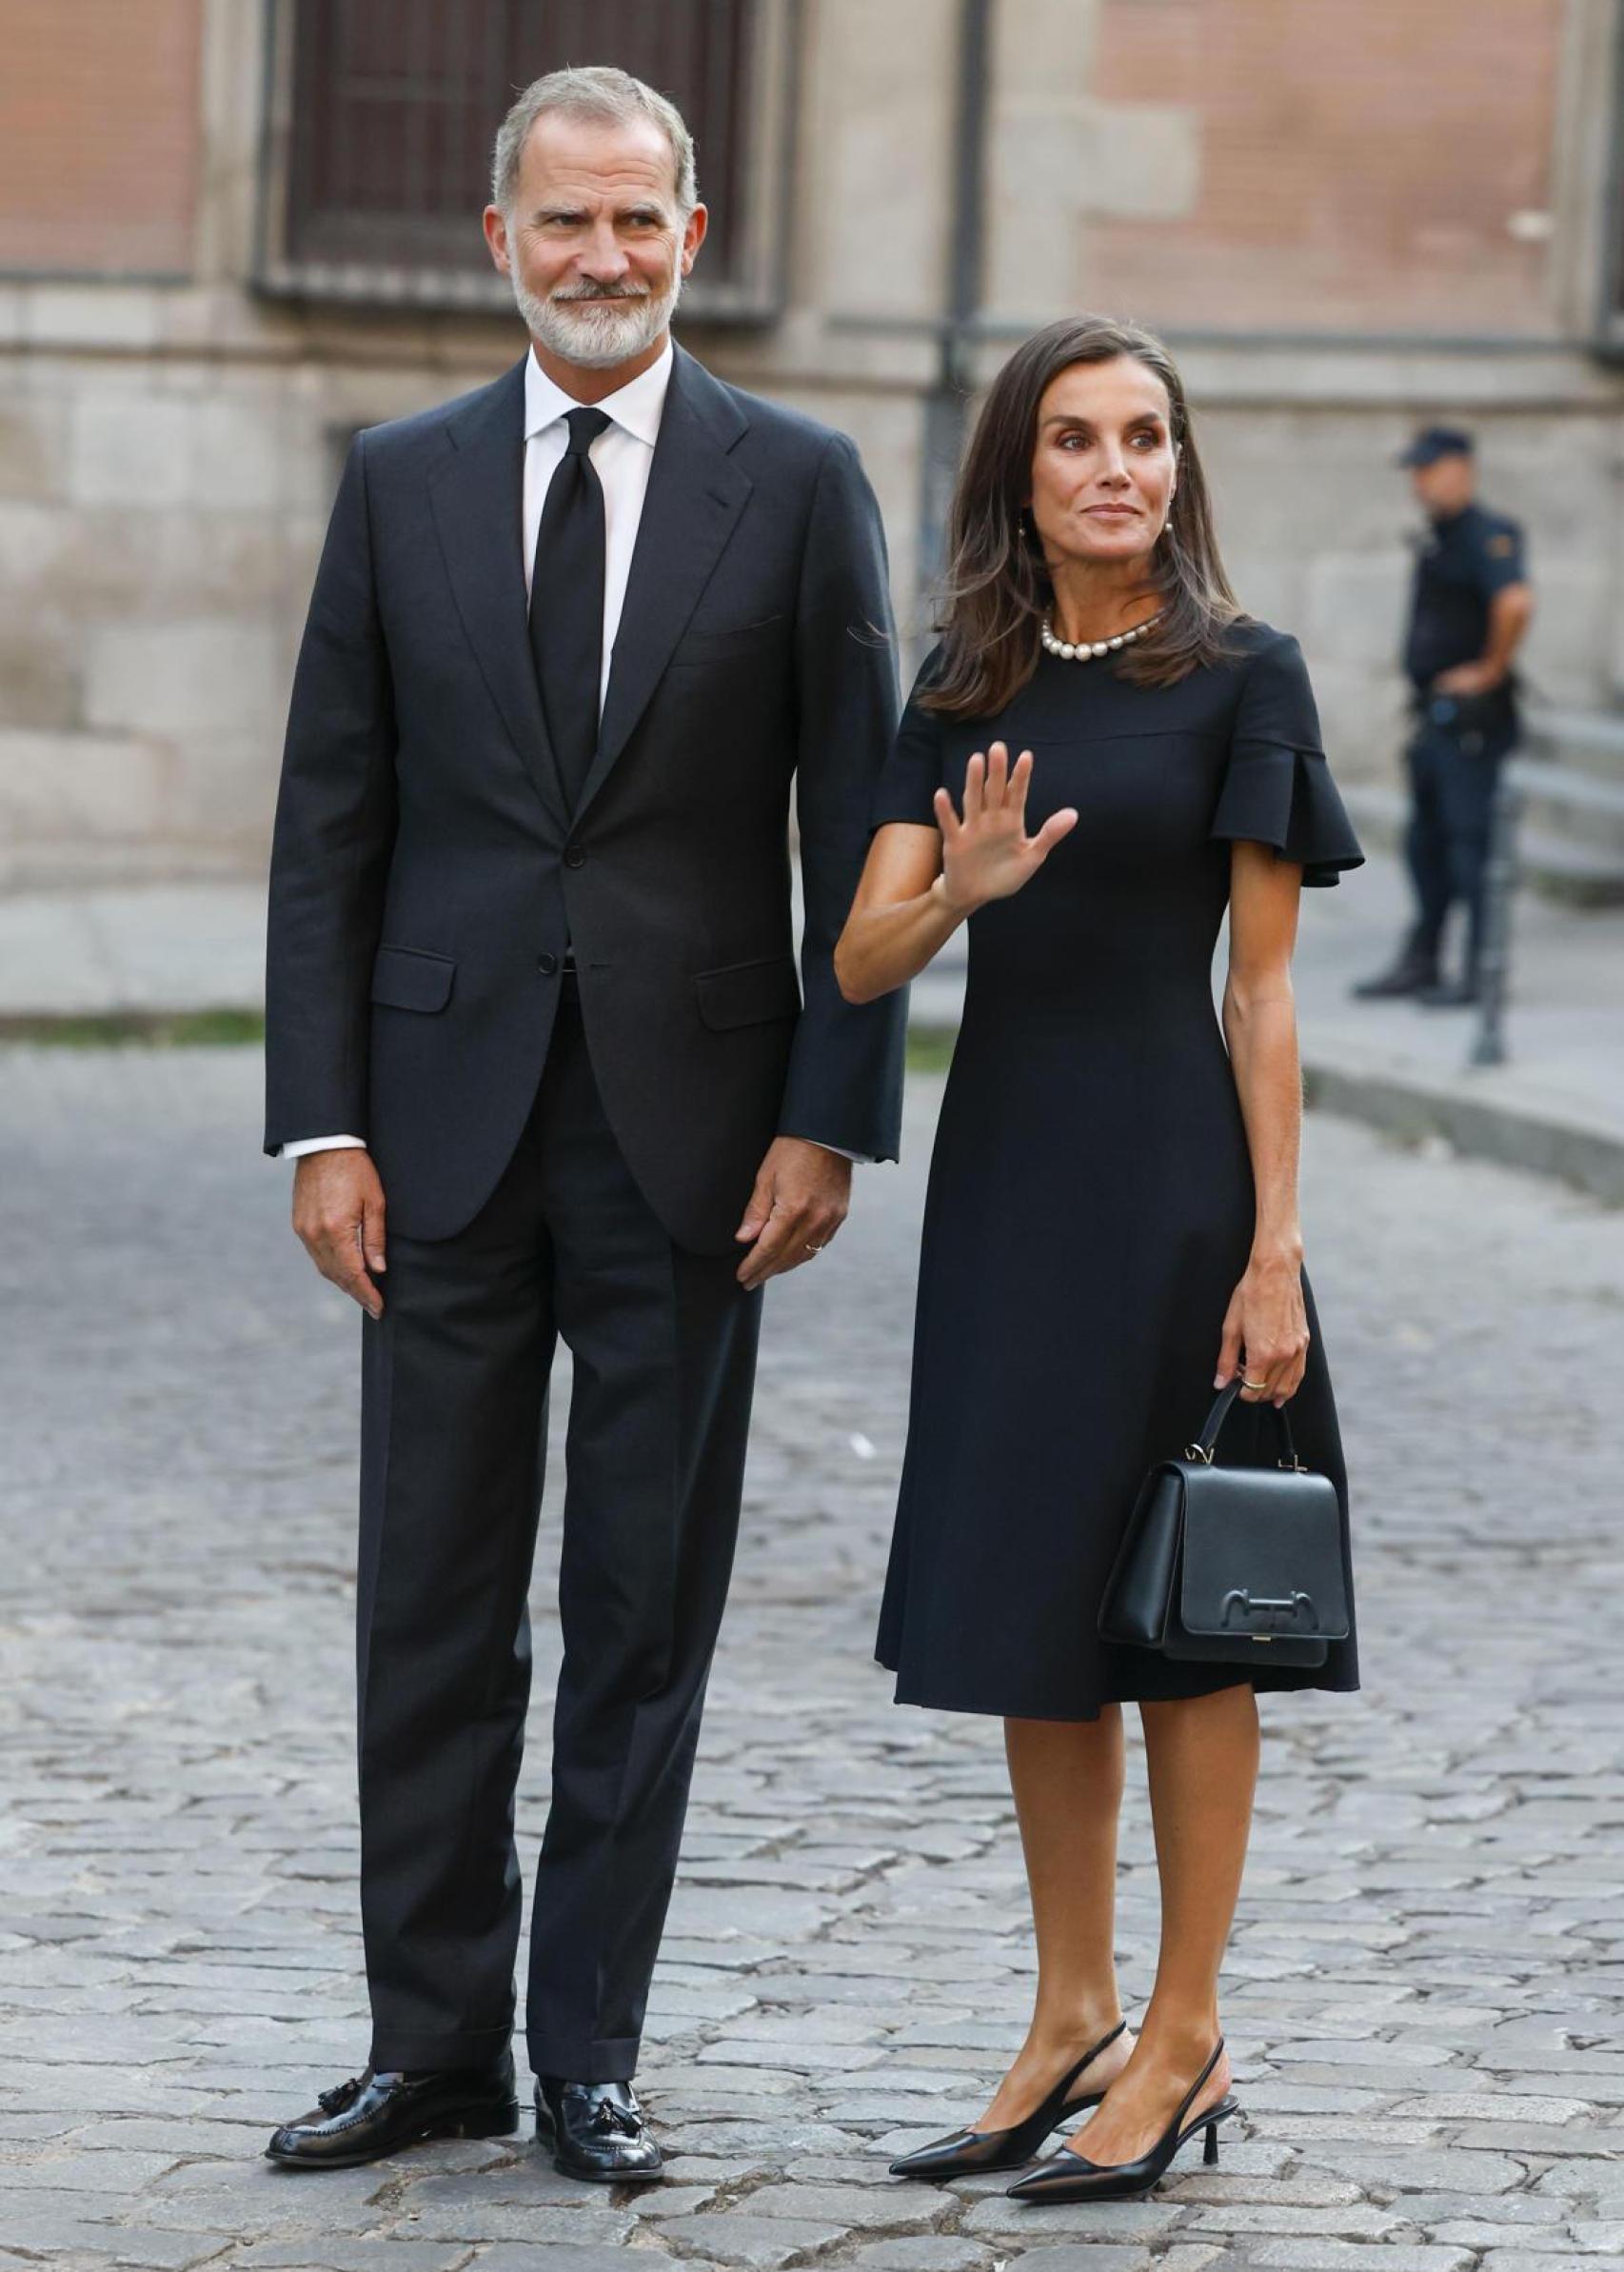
[3,1046,1622,2272]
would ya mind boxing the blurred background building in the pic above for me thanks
[4,0,1624,887]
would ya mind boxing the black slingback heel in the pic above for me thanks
[888,2020,1129,2181]
[1006,2036,1238,2203]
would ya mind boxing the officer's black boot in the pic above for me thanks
[1417,974,1479,1006]
[1352,931,1438,1000]
[1418,958,1481,1007]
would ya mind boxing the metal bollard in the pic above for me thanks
[1470,764,1521,1068]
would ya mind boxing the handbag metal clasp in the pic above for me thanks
[1184,1443,1215,1465]
[1277,1455,1309,1473]
[1221,1585,1314,1635]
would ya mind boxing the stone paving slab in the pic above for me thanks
[1,1046,1623,2267]
[0,882,267,1019]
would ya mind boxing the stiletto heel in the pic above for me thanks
[888,2020,1129,2181]
[1007,2038,1238,2204]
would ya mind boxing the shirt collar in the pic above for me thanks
[524,336,674,448]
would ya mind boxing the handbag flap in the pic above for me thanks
[1178,1462,1349,1643]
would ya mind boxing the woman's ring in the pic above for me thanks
[804,1241,825,1255]
[1241,1376,1268,1391]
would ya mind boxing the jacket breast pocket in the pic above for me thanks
[370,944,456,1013]
[667,613,788,668]
[694,954,801,1031]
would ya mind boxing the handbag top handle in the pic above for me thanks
[1187,1377,1305,1471]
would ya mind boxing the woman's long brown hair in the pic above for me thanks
[921,315,1243,719]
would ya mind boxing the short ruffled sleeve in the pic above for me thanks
[870,645,949,830]
[1209,630,1365,887]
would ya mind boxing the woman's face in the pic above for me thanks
[1027,355,1178,572]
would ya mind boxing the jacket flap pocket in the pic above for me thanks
[370,944,456,1013]
[669,614,788,666]
[694,954,801,1031]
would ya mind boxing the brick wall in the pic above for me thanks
[1083,0,1564,333]
[0,0,204,274]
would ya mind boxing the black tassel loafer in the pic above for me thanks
[1007,2036,1238,2203]
[888,2019,1130,2181]
[266,2054,520,2169]
[535,2075,663,2182]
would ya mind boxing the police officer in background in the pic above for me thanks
[1355,426,1534,1006]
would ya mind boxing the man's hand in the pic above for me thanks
[292,1148,388,1319]
[733,1137,852,1291]
[1433,660,1503,698]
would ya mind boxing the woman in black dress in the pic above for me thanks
[834,317,1362,2204]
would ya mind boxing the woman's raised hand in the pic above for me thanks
[934,743,1079,917]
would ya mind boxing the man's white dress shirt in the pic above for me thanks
[281,337,865,1170]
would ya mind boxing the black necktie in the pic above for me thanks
[528,406,611,813]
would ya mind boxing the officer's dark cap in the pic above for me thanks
[1397,425,1475,468]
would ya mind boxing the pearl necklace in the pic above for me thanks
[1040,607,1168,662]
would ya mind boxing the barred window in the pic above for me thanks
[256,0,793,319]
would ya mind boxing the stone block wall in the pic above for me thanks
[1,0,1622,882]
[0,337,335,884]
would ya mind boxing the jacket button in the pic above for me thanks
[537,952,559,977]
[564,843,587,869]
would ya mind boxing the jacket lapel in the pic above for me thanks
[426,354,571,837]
[574,346,753,823]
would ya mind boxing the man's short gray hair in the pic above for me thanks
[491,65,698,217]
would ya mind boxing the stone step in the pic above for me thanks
[1523,703,1624,783]
[1339,781,1624,908]
[1504,753,1624,858]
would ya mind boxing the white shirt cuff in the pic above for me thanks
[278,1133,868,1165]
[279,1135,366,1160]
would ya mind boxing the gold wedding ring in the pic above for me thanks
[1241,1376,1268,1390]
[804,1242,825,1255]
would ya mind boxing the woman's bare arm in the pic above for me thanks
[1214,841,1312,1406]
[835,744,1077,1004]
[833,822,957,1005]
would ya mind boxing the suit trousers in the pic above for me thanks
[356,978,762,2080]
[1403,718,1507,974]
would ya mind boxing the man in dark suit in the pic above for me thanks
[262,66,905,2182]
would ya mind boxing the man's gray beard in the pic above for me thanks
[511,268,683,370]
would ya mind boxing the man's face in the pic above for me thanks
[484,112,707,369]
[1410,452,1475,517]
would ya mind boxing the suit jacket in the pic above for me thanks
[264,344,908,1251]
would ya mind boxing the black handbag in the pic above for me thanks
[1098,1379,1349,1668]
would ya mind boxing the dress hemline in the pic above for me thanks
[876,1651,1360,1723]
